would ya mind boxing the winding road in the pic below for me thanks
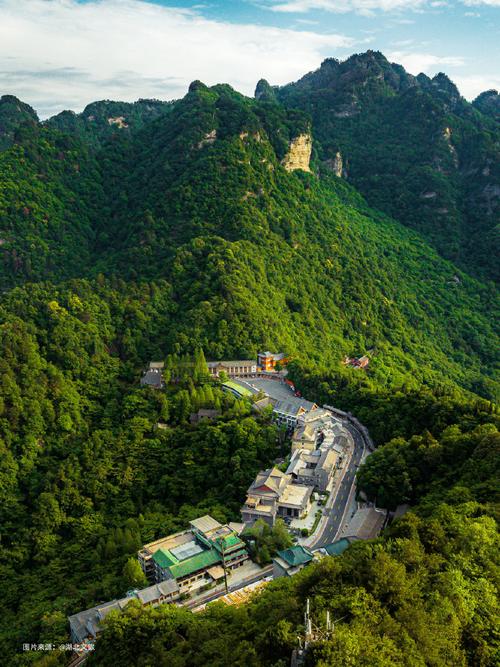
[311,423,366,547]
[246,376,370,548]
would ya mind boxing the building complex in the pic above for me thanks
[139,515,249,592]
[69,579,180,644]
[241,386,351,527]
[241,467,313,526]
[69,515,249,645]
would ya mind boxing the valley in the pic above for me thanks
[0,50,498,666]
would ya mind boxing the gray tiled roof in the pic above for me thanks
[274,397,315,415]
[141,369,163,387]
[136,580,179,604]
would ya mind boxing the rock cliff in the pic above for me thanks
[281,133,312,172]
[324,151,343,177]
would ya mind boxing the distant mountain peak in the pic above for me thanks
[473,89,500,120]
[0,94,38,150]
[255,79,276,102]
[188,80,208,94]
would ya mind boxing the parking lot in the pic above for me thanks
[245,377,316,412]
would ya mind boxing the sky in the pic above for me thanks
[0,0,498,118]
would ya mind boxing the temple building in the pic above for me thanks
[241,467,313,527]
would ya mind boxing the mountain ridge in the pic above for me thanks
[0,77,497,401]
[258,51,500,282]
[0,51,498,665]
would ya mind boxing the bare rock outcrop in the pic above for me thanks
[324,151,343,177]
[107,116,128,128]
[281,133,312,172]
[197,129,217,149]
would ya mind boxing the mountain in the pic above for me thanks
[265,51,500,282]
[45,97,175,149]
[0,53,498,665]
[0,94,38,150]
[0,81,497,399]
[473,89,500,121]
[0,121,103,282]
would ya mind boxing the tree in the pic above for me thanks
[122,558,148,589]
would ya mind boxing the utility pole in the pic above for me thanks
[218,537,229,594]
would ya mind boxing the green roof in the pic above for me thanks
[277,545,313,567]
[222,380,254,397]
[168,548,221,579]
[213,534,244,553]
[323,538,352,557]
[152,548,177,569]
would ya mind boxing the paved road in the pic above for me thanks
[309,423,366,548]
[246,376,370,548]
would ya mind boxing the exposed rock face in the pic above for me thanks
[107,116,128,128]
[197,129,217,149]
[443,126,458,167]
[281,133,312,172]
[324,151,343,177]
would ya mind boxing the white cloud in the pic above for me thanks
[392,38,415,46]
[267,0,428,14]
[453,73,500,99]
[266,0,500,12]
[0,0,355,118]
[386,50,465,74]
[462,0,500,5]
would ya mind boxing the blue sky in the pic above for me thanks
[0,0,498,117]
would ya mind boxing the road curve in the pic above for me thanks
[311,422,366,548]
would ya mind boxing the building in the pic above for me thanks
[291,421,318,453]
[189,408,220,424]
[140,361,164,389]
[222,379,259,399]
[68,579,179,644]
[273,397,318,430]
[314,537,356,559]
[343,355,369,369]
[149,361,165,370]
[139,515,249,592]
[273,545,314,578]
[241,467,313,527]
[257,351,289,372]
[286,448,338,492]
[292,408,337,452]
[207,360,257,378]
[343,507,386,540]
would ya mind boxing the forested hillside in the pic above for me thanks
[0,81,498,397]
[0,51,498,666]
[267,51,500,281]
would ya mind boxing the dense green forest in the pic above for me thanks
[87,409,499,667]
[0,51,498,665]
[269,51,500,281]
[1,82,498,398]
